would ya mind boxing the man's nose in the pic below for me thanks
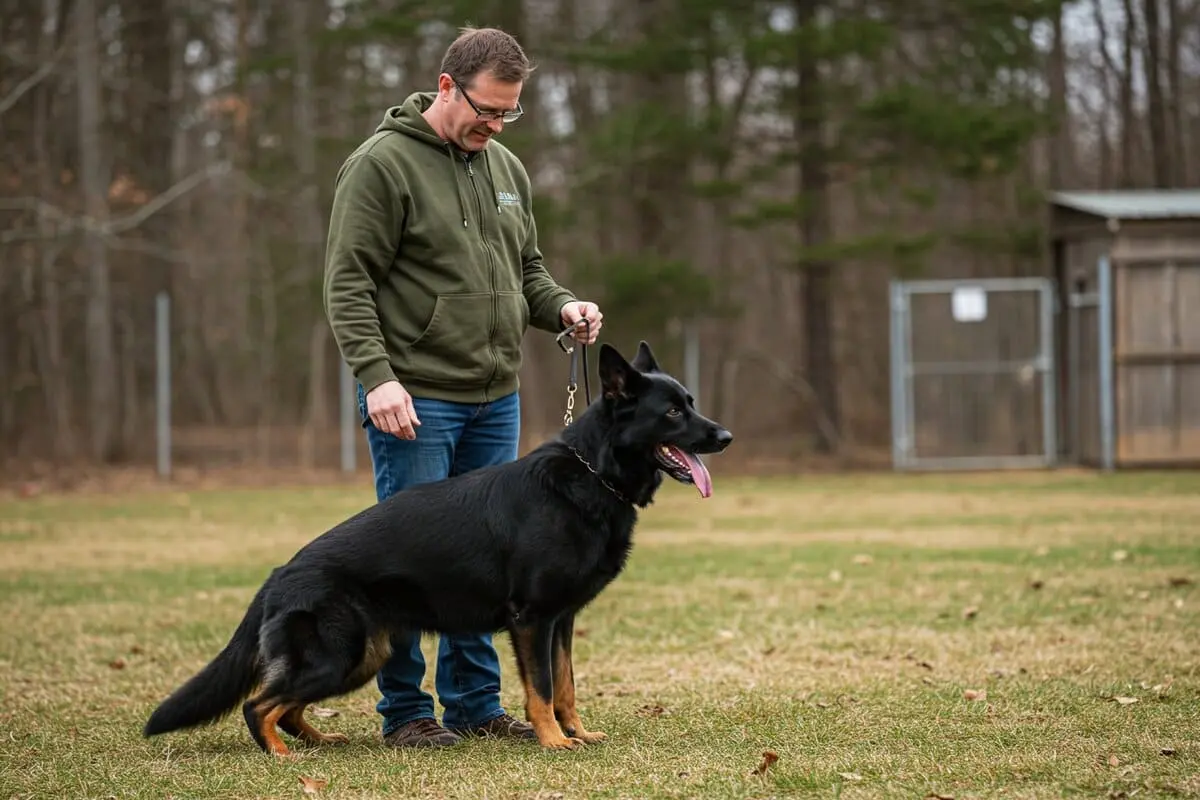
[487,118,504,134]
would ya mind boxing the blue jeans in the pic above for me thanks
[357,384,520,735]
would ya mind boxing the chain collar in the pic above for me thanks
[567,445,629,504]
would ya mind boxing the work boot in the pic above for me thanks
[449,712,537,740]
[382,717,463,748]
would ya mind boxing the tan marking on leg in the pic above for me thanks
[512,627,581,750]
[553,637,606,744]
[258,702,293,757]
[281,705,350,746]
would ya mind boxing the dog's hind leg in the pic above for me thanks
[242,695,294,757]
[510,619,583,750]
[552,614,606,744]
[280,705,350,747]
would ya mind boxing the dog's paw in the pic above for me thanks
[540,735,586,750]
[317,732,350,746]
[576,730,607,744]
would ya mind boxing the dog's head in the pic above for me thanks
[598,340,733,498]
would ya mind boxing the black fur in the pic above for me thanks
[142,340,732,754]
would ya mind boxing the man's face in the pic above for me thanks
[439,71,522,152]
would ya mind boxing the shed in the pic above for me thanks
[1049,189,1200,468]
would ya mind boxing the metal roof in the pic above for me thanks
[1050,189,1200,219]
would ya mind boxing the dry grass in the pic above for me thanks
[1,470,1198,799]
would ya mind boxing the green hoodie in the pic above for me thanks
[323,91,577,404]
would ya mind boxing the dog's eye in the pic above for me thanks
[666,407,682,418]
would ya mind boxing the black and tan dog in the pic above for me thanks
[143,340,732,755]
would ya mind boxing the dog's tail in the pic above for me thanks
[143,582,267,738]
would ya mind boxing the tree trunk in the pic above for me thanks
[293,0,327,468]
[1119,0,1138,187]
[794,0,839,454]
[1165,0,1186,181]
[75,0,119,462]
[1143,0,1171,186]
[1047,3,1074,188]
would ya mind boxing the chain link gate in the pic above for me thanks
[889,278,1058,470]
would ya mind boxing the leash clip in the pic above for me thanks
[558,317,591,427]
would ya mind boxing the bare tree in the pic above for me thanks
[75,0,120,461]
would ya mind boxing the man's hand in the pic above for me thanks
[366,380,421,440]
[560,301,603,344]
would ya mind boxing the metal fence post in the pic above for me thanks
[889,280,909,469]
[155,291,171,479]
[1097,255,1115,471]
[1039,279,1058,466]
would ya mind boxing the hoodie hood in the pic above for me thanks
[375,91,500,228]
[376,92,447,149]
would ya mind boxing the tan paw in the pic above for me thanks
[540,734,585,750]
[576,730,607,744]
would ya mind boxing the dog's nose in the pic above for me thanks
[714,428,733,449]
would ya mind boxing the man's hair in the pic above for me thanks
[440,26,535,85]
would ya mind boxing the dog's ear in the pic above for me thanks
[630,340,660,373]
[599,343,643,399]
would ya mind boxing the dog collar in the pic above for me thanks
[567,445,629,504]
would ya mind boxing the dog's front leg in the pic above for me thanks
[553,613,606,744]
[510,619,583,750]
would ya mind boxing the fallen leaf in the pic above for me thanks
[129,645,144,655]
[1160,747,1176,756]
[852,554,873,565]
[1108,754,1120,767]
[918,660,935,671]
[299,776,328,795]
[637,703,667,717]
[717,629,735,640]
[963,689,987,702]
[925,794,955,800]
[816,701,830,709]
[762,646,777,656]
[1028,579,1044,590]
[962,606,979,620]
[1167,576,1192,587]
[838,772,863,781]
[829,569,843,582]
[1113,696,1139,705]
[752,750,779,775]
[309,707,339,718]
[108,658,126,670]
[1112,549,1129,562]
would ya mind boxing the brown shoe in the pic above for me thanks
[382,717,463,748]
[449,712,537,740]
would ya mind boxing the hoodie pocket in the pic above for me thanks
[492,290,530,369]
[404,293,495,381]
[402,291,528,384]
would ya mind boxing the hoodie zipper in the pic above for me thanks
[464,155,500,399]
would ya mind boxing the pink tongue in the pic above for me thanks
[679,449,713,498]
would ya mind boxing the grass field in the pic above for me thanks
[1,470,1198,799]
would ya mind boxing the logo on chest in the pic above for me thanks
[496,190,521,207]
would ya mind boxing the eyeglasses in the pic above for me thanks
[452,78,524,124]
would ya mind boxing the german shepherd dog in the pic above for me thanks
[142,341,732,756]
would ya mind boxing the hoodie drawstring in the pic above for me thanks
[448,147,503,229]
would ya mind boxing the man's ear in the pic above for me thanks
[630,340,660,373]
[599,343,643,399]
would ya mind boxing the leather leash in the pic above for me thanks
[555,317,591,427]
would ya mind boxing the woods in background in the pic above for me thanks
[2,0,1197,475]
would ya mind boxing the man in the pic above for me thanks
[322,26,603,749]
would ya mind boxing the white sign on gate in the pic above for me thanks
[951,286,988,322]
